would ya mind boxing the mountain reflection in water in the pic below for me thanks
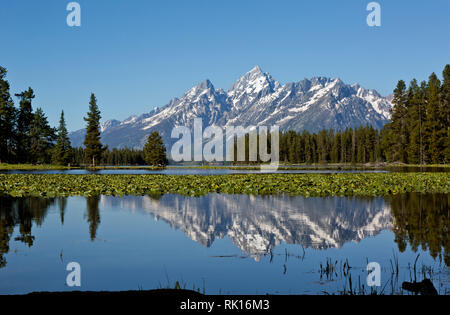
[0,193,448,269]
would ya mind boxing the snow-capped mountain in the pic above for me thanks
[70,66,392,149]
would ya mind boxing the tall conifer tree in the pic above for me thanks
[53,110,72,165]
[83,93,105,166]
[0,66,16,163]
[15,87,35,163]
[424,73,442,163]
[29,108,56,163]
[442,65,450,163]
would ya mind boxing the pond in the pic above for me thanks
[0,193,448,294]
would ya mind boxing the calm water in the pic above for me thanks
[0,168,389,175]
[2,165,448,175]
[0,193,448,294]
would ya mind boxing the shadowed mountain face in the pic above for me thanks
[99,194,392,258]
[70,66,392,149]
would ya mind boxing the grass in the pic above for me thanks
[0,163,79,170]
[0,163,167,171]
[0,173,448,197]
[319,253,448,295]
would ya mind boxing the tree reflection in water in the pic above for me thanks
[0,197,55,268]
[0,195,102,267]
[389,193,449,266]
[85,196,101,241]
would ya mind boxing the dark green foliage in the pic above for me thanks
[441,65,450,162]
[101,147,145,165]
[382,65,450,164]
[235,125,383,165]
[29,108,56,163]
[389,80,409,162]
[15,87,35,163]
[83,93,106,166]
[0,67,16,163]
[69,147,146,166]
[143,131,168,166]
[52,111,72,165]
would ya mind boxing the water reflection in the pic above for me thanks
[388,193,449,266]
[86,196,101,241]
[99,194,392,258]
[0,196,102,268]
[0,197,54,267]
[0,193,447,270]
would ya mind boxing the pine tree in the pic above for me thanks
[424,73,442,163]
[0,66,16,163]
[53,111,72,165]
[29,108,56,163]
[405,79,422,164]
[15,87,35,163]
[441,64,450,163]
[143,131,168,167]
[388,80,409,162]
[83,93,105,166]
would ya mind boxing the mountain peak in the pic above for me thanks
[228,66,278,107]
[198,79,213,90]
[249,65,263,74]
[189,79,214,90]
[184,79,215,98]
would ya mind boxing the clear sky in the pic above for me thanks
[0,0,449,131]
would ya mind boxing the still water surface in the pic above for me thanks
[0,193,448,294]
[0,168,388,175]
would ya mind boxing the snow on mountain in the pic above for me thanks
[70,66,392,149]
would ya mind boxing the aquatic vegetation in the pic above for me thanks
[0,173,448,198]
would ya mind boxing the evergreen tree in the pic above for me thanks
[83,93,105,166]
[52,111,72,165]
[15,87,35,163]
[424,73,442,163]
[0,66,16,163]
[143,131,168,167]
[442,64,450,163]
[388,80,409,162]
[405,79,424,164]
[29,108,56,163]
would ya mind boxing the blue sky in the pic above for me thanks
[0,0,449,131]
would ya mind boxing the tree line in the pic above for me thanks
[382,65,450,164]
[0,66,167,166]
